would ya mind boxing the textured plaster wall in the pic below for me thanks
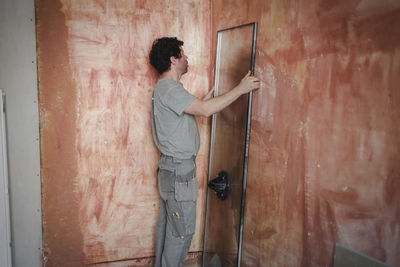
[211,0,400,266]
[37,0,211,265]
[37,0,400,266]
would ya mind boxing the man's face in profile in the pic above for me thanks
[176,47,188,75]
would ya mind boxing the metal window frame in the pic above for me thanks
[203,22,258,267]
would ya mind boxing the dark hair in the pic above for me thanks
[149,37,184,74]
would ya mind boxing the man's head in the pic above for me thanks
[149,37,187,75]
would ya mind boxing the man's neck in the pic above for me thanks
[160,69,181,82]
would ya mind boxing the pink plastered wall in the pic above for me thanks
[211,0,400,266]
[37,0,211,265]
[37,0,400,266]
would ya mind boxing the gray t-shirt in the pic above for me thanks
[152,78,200,159]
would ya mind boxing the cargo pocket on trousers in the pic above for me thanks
[165,199,187,238]
[175,178,198,202]
[158,168,175,193]
[175,167,198,202]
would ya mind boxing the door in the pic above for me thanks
[203,23,257,267]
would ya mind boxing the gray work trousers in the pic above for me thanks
[155,155,198,267]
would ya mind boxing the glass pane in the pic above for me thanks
[203,23,256,267]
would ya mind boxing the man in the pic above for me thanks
[149,37,260,267]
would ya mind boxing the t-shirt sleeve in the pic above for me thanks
[161,84,197,116]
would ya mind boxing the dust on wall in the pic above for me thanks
[37,0,211,265]
[211,0,400,266]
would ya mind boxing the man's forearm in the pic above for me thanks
[185,85,243,117]
[202,86,243,116]
[185,71,260,117]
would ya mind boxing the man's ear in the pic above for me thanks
[170,56,177,66]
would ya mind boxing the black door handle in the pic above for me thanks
[208,171,230,200]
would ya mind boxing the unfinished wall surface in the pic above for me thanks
[37,0,400,265]
[36,0,211,265]
[211,0,400,266]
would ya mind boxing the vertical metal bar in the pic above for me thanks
[208,32,223,180]
[202,31,223,267]
[0,90,12,267]
[237,22,257,267]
